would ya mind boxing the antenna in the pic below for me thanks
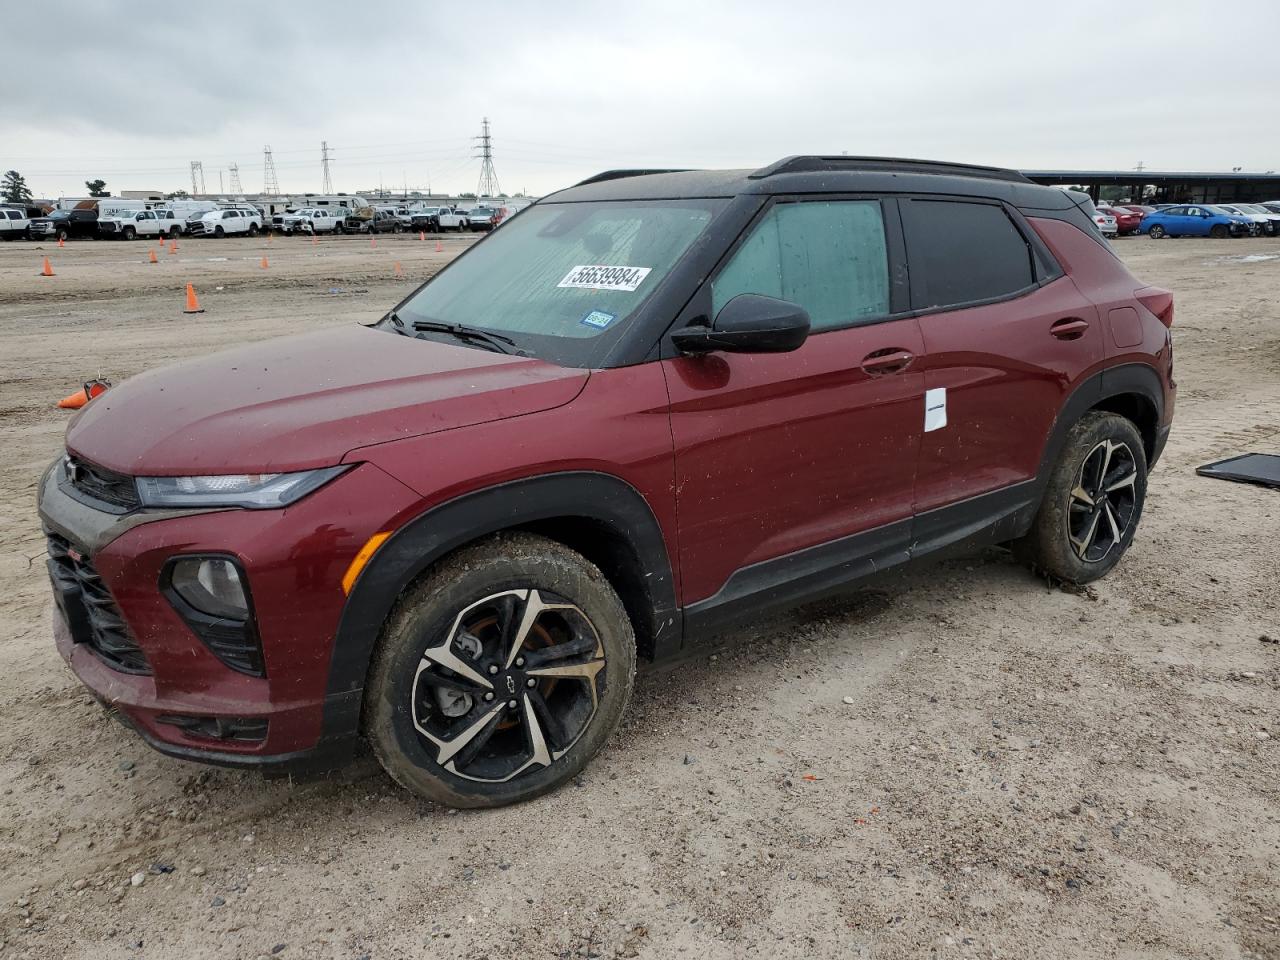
[473,117,500,198]
[321,141,333,194]
[190,161,206,195]
[228,163,243,194]
[263,145,280,196]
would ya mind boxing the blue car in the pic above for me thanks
[1139,205,1250,239]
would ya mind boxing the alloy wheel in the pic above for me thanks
[1068,439,1138,563]
[410,588,606,783]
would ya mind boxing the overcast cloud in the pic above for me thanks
[5,0,1278,199]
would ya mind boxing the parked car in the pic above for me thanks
[98,209,167,240]
[37,156,1175,806]
[1216,203,1279,237]
[1091,209,1118,238]
[1261,202,1280,215]
[467,206,497,231]
[1097,204,1142,236]
[343,207,402,234]
[1138,205,1250,239]
[28,208,99,241]
[192,208,263,238]
[277,207,345,235]
[0,205,30,240]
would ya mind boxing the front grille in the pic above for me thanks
[62,455,141,512]
[99,222,117,233]
[46,531,151,675]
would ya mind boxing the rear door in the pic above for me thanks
[902,197,1104,523]
[663,197,924,608]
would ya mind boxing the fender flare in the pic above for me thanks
[318,471,678,745]
[1034,362,1166,491]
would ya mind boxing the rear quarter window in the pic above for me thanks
[901,199,1036,309]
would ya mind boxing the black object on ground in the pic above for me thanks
[1196,453,1280,489]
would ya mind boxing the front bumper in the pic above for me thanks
[37,458,424,769]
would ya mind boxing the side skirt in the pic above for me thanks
[681,482,1039,641]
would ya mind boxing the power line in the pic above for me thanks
[321,140,333,194]
[263,145,280,195]
[474,117,500,198]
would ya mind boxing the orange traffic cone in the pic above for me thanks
[57,379,110,410]
[267,233,273,244]
[419,230,426,241]
[57,236,65,249]
[393,261,404,278]
[434,239,443,253]
[39,257,55,277]
[311,233,318,246]
[168,240,177,255]
[370,236,376,248]
[260,256,269,269]
[183,283,203,314]
[148,249,158,264]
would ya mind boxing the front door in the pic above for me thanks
[663,197,924,613]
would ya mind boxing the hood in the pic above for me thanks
[66,326,589,476]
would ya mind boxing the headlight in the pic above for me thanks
[169,557,248,619]
[136,466,348,509]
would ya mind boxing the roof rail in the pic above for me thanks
[749,156,1032,184]
[574,168,694,187]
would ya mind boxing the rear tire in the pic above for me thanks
[364,532,636,808]
[1013,412,1147,585]
[1147,225,1166,239]
[249,223,260,236]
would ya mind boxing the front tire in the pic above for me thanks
[214,226,224,237]
[121,226,136,241]
[364,533,636,808]
[1014,412,1148,584]
[1209,224,1227,239]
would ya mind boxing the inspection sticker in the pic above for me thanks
[557,264,652,292]
[580,309,617,330]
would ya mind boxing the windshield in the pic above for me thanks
[396,199,726,355]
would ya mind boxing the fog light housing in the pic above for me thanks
[162,556,265,677]
[170,557,248,620]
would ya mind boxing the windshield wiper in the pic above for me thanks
[410,319,517,354]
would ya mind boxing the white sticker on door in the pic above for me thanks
[557,264,652,292]
[924,387,947,433]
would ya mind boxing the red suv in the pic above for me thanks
[38,157,1175,807]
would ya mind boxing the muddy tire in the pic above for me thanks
[364,532,636,808]
[1014,412,1148,584]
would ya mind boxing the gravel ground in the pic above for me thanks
[0,232,1277,960]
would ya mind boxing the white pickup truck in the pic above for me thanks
[277,207,345,235]
[98,209,166,240]
[192,208,263,237]
[0,206,30,240]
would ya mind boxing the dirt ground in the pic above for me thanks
[0,231,1277,960]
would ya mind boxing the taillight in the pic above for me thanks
[1136,286,1174,327]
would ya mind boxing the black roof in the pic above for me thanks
[547,156,1070,209]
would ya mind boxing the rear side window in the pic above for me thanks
[712,200,889,332]
[901,200,1035,309]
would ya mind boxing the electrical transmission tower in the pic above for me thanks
[228,163,243,194]
[190,161,206,195]
[263,145,280,195]
[321,141,333,194]
[474,117,500,198]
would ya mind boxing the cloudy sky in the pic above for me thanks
[6,0,1278,200]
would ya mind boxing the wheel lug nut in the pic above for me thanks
[507,699,518,709]
[526,678,536,688]
[483,692,494,702]
[487,664,499,675]
[515,656,525,667]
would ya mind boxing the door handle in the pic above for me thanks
[860,348,915,375]
[1050,317,1090,340]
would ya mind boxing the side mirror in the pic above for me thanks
[671,294,811,355]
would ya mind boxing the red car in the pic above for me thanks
[39,157,1175,806]
[1098,204,1144,235]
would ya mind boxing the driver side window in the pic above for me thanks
[711,200,889,332]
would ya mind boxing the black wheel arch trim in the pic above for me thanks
[319,470,678,744]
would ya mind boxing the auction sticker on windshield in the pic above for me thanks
[557,265,652,292]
